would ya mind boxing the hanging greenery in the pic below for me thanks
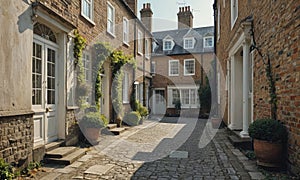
[93,43,111,110]
[73,30,86,66]
[73,30,89,108]
[110,50,136,118]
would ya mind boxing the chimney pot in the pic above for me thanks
[143,3,145,9]
[185,6,188,12]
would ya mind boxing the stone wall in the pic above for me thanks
[215,0,300,175]
[65,109,80,146]
[0,114,33,168]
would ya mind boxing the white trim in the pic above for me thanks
[107,1,115,36]
[217,4,220,41]
[137,30,143,55]
[231,0,238,29]
[163,35,175,51]
[204,36,214,48]
[81,0,95,25]
[183,37,195,49]
[145,39,150,59]
[123,17,129,45]
[184,59,195,76]
[168,60,179,76]
[167,86,199,108]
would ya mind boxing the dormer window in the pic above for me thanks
[163,40,172,50]
[163,35,175,51]
[204,37,214,47]
[184,37,195,49]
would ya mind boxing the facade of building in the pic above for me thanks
[0,0,152,167]
[151,6,214,117]
[214,0,300,174]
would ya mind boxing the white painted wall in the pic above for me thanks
[0,1,32,114]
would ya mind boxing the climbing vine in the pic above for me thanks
[250,22,277,120]
[110,50,136,119]
[93,43,111,110]
[73,30,89,108]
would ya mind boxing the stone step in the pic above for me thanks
[109,127,126,135]
[44,148,86,165]
[45,140,64,152]
[107,124,117,129]
[45,146,77,158]
[228,135,253,150]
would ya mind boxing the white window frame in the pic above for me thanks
[204,36,214,48]
[231,0,238,28]
[184,37,195,49]
[169,60,179,76]
[123,17,129,45]
[81,0,94,23]
[123,71,129,103]
[138,30,143,55]
[184,59,195,76]
[163,40,173,51]
[145,39,150,59]
[107,2,115,36]
[151,61,156,75]
[167,87,199,108]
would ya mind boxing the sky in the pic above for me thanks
[137,0,214,32]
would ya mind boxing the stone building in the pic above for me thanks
[213,0,300,175]
[0,0,152,167]
[151,6,214,117]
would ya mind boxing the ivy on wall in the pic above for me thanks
[73,30,89,108]
[110,50,136,119]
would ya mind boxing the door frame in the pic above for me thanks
[152,88,166,115]
[33,35,59,146]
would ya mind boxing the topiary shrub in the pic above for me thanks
[123,111,141,126]
[248,118,287,143]
[79,112,104,129]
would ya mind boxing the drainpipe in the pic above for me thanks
[143,29,146,107]
[213,1,218,117]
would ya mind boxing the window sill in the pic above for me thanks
[137,52,143,56]
[123,101,130,104]
[123,42,130,47]
[107,31,116,38]
[80,14,96,26]
[184,73,195,76]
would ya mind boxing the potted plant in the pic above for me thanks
[248,118,287,168]
[79,112,104,144]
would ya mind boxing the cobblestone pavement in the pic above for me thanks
[36,117,265,180]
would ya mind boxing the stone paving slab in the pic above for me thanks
[84,164,114,176]
[35,119,268,180]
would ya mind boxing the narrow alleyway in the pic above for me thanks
[36,117,265,180]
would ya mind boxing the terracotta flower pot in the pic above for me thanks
[253,139,284,168]
[84,127,100,144]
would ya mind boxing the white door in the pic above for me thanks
[153,89,166,115]
[32,38,58,145]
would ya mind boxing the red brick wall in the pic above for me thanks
[216,0,300,175]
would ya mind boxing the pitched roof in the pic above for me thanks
[152,26,214,56]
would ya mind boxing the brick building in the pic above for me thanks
[213,0,300,175]
[0,0,152,167]
[151,6,214,117]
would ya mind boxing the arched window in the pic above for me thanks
[33,23,56,43]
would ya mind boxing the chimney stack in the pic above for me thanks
[125,0,137,15]
[177,6,194,29]
[140,3,153,32]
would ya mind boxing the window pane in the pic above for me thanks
[172,89,180,105]
[169,61,179,75]
[185,60,195,75]
[181,89,189,105]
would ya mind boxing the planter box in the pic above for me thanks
[253,139,284,168]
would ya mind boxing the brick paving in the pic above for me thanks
[36,117,265,180]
